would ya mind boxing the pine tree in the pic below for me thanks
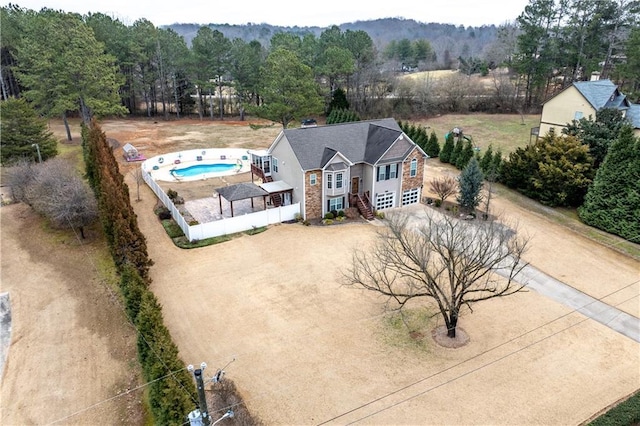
[579,126,640,241]
[457,157,484,213]
[0,98,58,165]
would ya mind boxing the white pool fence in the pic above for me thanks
[142,169,300,241]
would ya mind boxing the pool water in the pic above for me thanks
[171,163,237,177]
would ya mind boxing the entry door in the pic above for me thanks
[351,177,359,194]
[283,193,291,205]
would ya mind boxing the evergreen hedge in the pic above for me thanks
[82,120,196,425]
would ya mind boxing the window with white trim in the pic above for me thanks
[327,173,332,189]
[272,157,279,172]
[328,197,344,211]
[310,173,317,185]
[377,163,398,181]
[574,111,583,120]
[410,158,417,177]
[336,173,343,189]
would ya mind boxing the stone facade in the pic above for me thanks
[401,147,425,193]
[304,170,323,219]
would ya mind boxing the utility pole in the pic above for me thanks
[188,363,211,426]
[187,360,235,426]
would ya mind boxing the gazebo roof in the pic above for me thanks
[216,182,268,202]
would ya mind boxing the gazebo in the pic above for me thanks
[215,182,269,217]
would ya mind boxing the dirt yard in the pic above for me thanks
[2,116,639,425]
[0,204,145,425]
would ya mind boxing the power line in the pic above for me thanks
[344,292,640,425]
[46,366,189,425]
[56,217,639,425]
[61,218,199,403]
[317,279,640,425]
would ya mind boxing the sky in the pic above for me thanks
[2,0,530,27]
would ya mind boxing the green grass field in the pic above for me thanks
[411,113,541,155]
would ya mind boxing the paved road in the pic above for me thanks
[512,265,640,343]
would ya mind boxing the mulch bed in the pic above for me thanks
[431,325,471,348]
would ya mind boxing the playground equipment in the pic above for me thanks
[445,127,480,151]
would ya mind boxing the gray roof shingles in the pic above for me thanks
[627,104,640,129]
[574,79,618,110]
[281,118,403,170]
[572,79,640,129]
[216,182,268,202]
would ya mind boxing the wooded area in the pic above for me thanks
[1,0,639,123]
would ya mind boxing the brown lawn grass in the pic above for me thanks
[4,114,637,425]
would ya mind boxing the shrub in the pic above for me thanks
[589,390,640,426]
[434,199,442,207]
[167,189,178,201]
[157,206,171,220]
[323,218,334,225]
[324,212,335,220]
[337,210,345,217]
[376,211,385,219]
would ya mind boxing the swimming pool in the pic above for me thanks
[143,148,251,182]
[171,163,237,178]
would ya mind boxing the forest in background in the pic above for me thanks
[1,0,639,123]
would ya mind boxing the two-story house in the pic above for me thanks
[249,118,428,220]
[539,78,640,137]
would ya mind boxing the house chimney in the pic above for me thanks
[590,72,601,81]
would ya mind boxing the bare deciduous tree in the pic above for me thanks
[8,158,98,238]
[429,176,457,204]
[344,210,529,339]
[6,159,36,204]
[130,167,144,201]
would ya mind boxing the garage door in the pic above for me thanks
[402,188,420,206]
[375,192,395,210]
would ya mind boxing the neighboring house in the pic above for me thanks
[539,78,640,137]
[249,118,428,220]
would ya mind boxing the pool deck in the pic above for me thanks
[184,195,268,223]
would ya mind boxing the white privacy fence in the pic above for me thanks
[142,169,300,242]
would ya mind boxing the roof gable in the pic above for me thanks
[573,80,618,110]
[281,118,404,170]
[379,135,416,163]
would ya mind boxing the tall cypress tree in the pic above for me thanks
[424,130,440,158]
[440,133,454,163]
[579,126,640,241]
[450,137,464,167]
[456,139,475,169]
